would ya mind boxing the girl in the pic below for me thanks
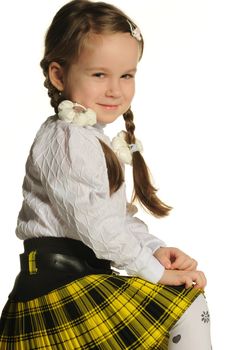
[0,1,211,349]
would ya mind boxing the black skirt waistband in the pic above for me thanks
[23,237,111,269]
[10,237,113,301]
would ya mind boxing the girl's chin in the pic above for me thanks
[96,113,121,124]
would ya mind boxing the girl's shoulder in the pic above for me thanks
[34,114,104,143]
[30,115,108,167]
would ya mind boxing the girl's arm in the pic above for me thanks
[125,206,166,254]
[37,124,165,284]
[126,205,198,272]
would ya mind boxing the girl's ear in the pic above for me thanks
[49,62,65,91]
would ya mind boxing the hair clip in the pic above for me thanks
[127,20,142,41]
[129,144,139,154]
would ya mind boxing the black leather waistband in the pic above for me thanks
[20,251,112,274]
[10,237,113,301]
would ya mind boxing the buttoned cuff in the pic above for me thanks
[125,248,165,284]
[136,254,165,284]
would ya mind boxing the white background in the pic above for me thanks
[0,1,232,348]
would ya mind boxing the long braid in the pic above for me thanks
[123,109,136,144]
[123,109,172,217]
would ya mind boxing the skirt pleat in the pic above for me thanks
[0,274,202,349]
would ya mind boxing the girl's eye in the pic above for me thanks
[93,72,105,78]
[121,74,134,79]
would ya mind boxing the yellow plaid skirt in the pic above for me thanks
[0,274,202,349]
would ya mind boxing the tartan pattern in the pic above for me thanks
[28,251,38,275]
[0,274,202,349]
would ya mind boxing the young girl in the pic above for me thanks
[0,1,211,349]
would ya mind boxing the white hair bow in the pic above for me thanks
[112,131,143,165]
[58,100,97,126]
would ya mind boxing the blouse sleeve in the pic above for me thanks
[125,204,166,253]
[36,123,165,284]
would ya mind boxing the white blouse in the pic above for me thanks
[16,116,166,284]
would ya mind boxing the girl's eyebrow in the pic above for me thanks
[85,67,108,72]
[85,67,137,73]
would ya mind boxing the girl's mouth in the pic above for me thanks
[97,103,120,110]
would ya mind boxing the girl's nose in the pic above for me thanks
[105,79,121,98]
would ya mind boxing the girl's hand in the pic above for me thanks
[154,247,198,271]
[158,269,207,289]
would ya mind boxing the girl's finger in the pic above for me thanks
[184,276,193,289]
[171,255,187,269]
[182,259,198,271]
[172,256,196,271]
[199,271,207,288]
[193,271,206,289]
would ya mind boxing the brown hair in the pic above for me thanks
[40,0,171,217]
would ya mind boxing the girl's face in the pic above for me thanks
[50,33,140,124]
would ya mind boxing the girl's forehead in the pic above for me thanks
[85,32,139,52]
[77,32,140,66]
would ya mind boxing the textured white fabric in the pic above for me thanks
[16,116,166,283]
